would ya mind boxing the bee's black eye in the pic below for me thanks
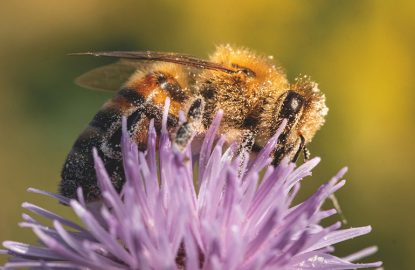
[278,90,304,120]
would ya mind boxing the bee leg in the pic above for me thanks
[237,129,256,175]
[300,134,311,161]
[174,97,205,151]
[238,129,256,155]
[292,134,306,163]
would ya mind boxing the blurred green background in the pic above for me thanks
[0,0,413,268]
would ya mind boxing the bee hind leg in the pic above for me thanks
[174,97,205,151]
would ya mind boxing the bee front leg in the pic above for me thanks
[174,97,205,151]
[292,134,309,162]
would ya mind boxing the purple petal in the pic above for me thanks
[2,241,62,260]
[342,246,379,262]
[198,110,223,183]
[22,202,84,232]
[27,188,71,205]
[296,253,382,269]
[302,226,373,254]
[70,200,133,265]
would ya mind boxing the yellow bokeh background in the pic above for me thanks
[0,1,414,268]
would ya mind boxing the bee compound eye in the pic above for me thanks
[283,91,304,114]
[274,90,305,126]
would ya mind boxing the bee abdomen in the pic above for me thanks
[60,110,122,201]
[60,89,146,201]
[117,87,145,106]
[61,70,188,201]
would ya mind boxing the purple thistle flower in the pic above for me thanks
[1,100,382,269]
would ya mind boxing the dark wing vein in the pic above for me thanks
[70,51,236,74]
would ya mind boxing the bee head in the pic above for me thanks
[290,76,328,145]
[271,77,328,163]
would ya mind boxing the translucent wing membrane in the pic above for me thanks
[72,51,236,92]
[75,59,144,92]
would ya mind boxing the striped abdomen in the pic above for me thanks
[60,68,188,201]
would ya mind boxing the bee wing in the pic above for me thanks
[73,51,236,92]
[75,59,146,92]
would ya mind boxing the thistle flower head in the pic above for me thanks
[1,101,381,269]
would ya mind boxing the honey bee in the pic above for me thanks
[60,45,328,201]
